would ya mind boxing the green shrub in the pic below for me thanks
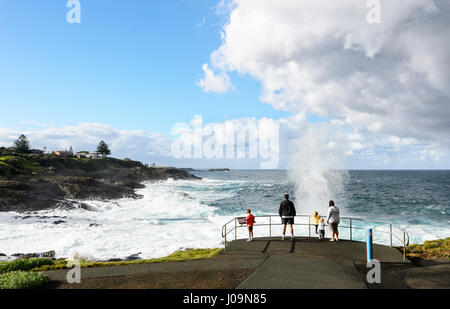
[0,258,54,274]
[407,238,450,260]
[0,271,49,289]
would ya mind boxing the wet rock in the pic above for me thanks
[0,253,6,256]
[107,258,123,262]
[126,253,142,261]
[11,253,24,257]
[40,250,56,258]
[53,220,66,225]
[177,192,194,199]
[89,223,101,227]
[23,253,39,259]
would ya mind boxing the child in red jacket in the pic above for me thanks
[246,209,255,242]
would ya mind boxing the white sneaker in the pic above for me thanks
[291,236,294,241]
[281,235,285,240]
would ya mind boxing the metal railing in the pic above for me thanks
[221,214,410,260]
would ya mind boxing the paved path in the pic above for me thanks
[45,237,450,289]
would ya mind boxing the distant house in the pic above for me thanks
[54,150,73,157]
[75,151,90,158]
[29,149,44,155]
[89,152,101,159]
[75,151,101,159]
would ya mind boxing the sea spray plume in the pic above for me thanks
[287,124,349,216]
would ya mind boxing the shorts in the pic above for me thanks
[281,217,294,225]
[247,226,253,232]
[330,223,339,232]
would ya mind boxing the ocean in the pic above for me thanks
[0,170,449,260]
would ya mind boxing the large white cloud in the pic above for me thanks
[202,0,450,149]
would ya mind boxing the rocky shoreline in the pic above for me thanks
[0,156,200,213]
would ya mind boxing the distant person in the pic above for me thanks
[311,211,320,234]
[326,200,340,242]
[318,218,325,240]
[279,194,296,240]
[246,209,255,242]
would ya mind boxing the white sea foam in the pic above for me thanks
[0,180,233,260]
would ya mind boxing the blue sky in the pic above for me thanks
[1,0,449,169]
[0,0,288,133]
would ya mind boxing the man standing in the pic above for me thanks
[279,194,296,240]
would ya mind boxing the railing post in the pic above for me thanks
[403,231,406,261]
[234,218,237,241]
[224,225,227,250]
[269,216,272,238]
[350,219,352,241]
[308,216,311,238]
[367,228,373,262]
[390,224,393,248]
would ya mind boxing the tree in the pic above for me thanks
[96,140,111,158]
[14,135,30,154]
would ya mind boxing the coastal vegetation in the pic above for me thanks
[30,248,223,271]
[0,258,53,273]
[0,249,222,272]
[0,257,52,289]
[0,271,49,289]
[0,249,222,288]
[406,237,450,260]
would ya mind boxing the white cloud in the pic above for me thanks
[204,0,450,151]
[2,117,449,169]
[197,63,233,93]
[0,123,172,164]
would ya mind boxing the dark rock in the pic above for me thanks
[53,220,66,225]
[11,253,24,257]
[40,250,56,258]
[78,203,98,212]
[0,253,6,256]
[107,258,123,262]
[126,253,142,261]
[89,223,101,227]
[23,253,39,259]
[177,192,194,199]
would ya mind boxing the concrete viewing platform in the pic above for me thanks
[45,237,450,289]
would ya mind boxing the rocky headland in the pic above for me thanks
[0,155,200,212]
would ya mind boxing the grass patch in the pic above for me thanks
[0,156,39,176]
[33,248,223,271]
[406,237,450,260]
[0,258,54,273]
[0,271,49,289]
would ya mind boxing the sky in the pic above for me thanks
[1,0,449,169]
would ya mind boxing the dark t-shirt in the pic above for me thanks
[279,200,296,217]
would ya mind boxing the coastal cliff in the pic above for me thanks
[0,155,200,212]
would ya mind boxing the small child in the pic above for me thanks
[311,211,320,234]
[246,209,255,242]
[318,218,325,240]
